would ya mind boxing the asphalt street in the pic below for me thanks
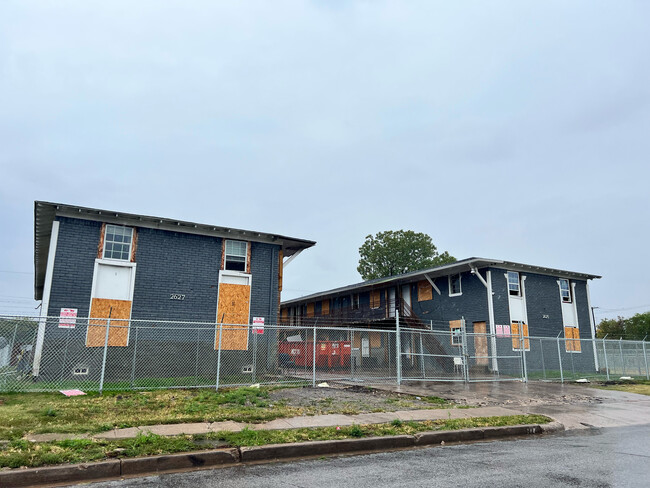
[79,424,650,488]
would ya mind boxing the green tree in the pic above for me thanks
[357,230,456,280]
[596,312,650,340]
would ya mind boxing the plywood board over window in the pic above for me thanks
[306,303,315,317]
[321,300,330,315]
[511,322,530,350]
[564,327,581,352]
[87,298,132,347]
[215,283,250,351]
[418,281,433,301]
[370,290,381,309]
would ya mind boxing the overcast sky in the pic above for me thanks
[1,1,649,322]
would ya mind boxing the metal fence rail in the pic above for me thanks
[0,314,648,393]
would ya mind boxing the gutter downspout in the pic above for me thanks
[471,266,498,372]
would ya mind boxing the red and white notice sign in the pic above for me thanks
[252,316,264,335]
[59,308,78,329]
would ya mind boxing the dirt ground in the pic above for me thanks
[269,384,451,414]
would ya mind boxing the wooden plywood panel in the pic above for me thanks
[370,332,382,348]
[306,303,314,318]
[130,228,138,262]
[353,333,361,348]
[417,281,433,302]
[473,322,488,366]
[573,327,581,352]
[321,300,330,315]
[216,283,250,351]
[87,298,132,347]
[565,327,581,352]
[511,322,530,350]
[281,308,289,321]
[370,290,381,309]
[97,223,106,259]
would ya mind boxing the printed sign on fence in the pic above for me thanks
[252,316,264,335]
[503,324,511,336]
[496,324,503,337]
[58,308,78,329]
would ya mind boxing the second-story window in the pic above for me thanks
[508,271,521,296]
[352,294,360,310]
[104,225,133,261]
[559,279,572,303]
[449,274,462,296]
[225,240,247,272]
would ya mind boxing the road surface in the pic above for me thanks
[79,424,650,488]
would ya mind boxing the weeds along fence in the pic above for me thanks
[0,315,648,393]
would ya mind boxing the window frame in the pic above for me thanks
[224,239,248,272]
[559,279,572,303]
[352,293,360,310]
[507,271,521,296]
[448,274,462,297]
[450,324,462,346]
[103,224,133,262]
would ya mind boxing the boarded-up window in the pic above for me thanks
[418,281,433,301]
[87,298,132,347]
[321,300,330,315]
[306,303,315,317]
[215,282,250,350]
[370,290,381,309]
[281,308,289,321]
[511,322,530,350]
[370,332,382,348]
[564,327,581,352]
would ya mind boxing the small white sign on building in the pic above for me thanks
[59,308,78,329]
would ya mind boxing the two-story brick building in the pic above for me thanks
[280,258,600,373]
[32,201,315,379]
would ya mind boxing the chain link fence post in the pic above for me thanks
[643,334,650,380]
[556,331,563,384]
[461,317,469,382]
[520,323,527,383]
[99,316,111,395]
[215,321,223,391]
[619,338,625,376]
[312,324,316,387]
[130,325,139,388]
[539,338,546,380]
[602,335,610,380]
[396,311,402,385]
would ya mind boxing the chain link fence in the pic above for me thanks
[0,315,648,392]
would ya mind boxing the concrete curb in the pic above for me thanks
[0,423,559,487]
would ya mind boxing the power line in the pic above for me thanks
[0,270,32,275]
[594,304,650,314]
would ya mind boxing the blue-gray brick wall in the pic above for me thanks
[39,216,282,381]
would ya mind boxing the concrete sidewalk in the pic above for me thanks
[24,405,523,443]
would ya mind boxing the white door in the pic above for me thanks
[402,285,411,316]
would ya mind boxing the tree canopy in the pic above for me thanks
[357,230,456,280]
[596,311,650,340]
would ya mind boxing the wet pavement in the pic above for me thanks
[369,380,650,429]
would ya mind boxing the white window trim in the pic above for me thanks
[448,274,462,297]
[87,258,137,347]
[450,325,462,346]
[559,278,572,303]
[507,271,521,296]
[103,224,134,262]
[224,239,248,272]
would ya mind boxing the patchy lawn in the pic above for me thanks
[0,385,453,440]
[591,379,650,396]
[0,415,551,469]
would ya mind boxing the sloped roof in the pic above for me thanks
[34,201,316,300]
[281,257,600,306]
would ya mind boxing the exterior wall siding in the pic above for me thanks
[38,216,282,381]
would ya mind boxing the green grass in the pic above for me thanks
[590,379,650,396]
[0,415,551,469]
[0,387,303,441]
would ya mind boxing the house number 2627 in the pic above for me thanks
[170,294,186,300]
